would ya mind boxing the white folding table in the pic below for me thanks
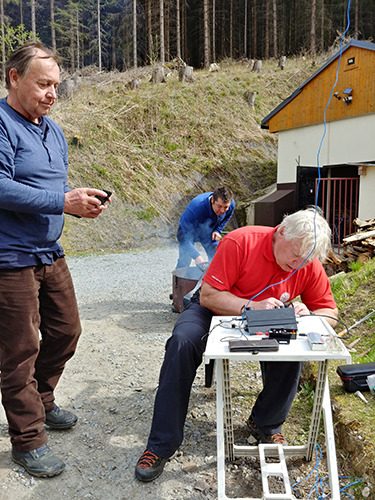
[204,315,351,500]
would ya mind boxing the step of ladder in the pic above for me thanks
[259,444,293,500]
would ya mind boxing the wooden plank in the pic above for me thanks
[343,230,375,244]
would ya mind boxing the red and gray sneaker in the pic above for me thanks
[246,416,288,445]
[135,449,168,482]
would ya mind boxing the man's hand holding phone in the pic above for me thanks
[94,189,112,205]
[64,188,112,219]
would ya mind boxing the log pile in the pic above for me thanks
[324,218,375,275]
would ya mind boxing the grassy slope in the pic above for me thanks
[328,260,375,489]
[50,57,318,254]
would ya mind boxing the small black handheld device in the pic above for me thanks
[95,189,112,204]
[228,338,279,353]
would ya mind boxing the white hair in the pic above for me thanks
[280,207,331,262]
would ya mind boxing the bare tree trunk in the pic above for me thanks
[354,0,359,39]
[272,0,277,58]
[50,0,56,51]
[320,0,324,52]
[212,0,216,62]
[133,0,137,67]
[20,0,24,26]
[160,0,165,64]
[220,3,225,57]
[182,0,187,61]
[70,16,75,72]
[31,0,36,36]
[97,0,102,71]
[265,0,270,59]
[176,0,181,58]
[252,0,257,59]
[165,0,170,61]
[244,0,247,58]
[0,0,5,82]
[112,19,116,70]
[146,0,152,61]
[229,0,233,59]
[310,0,316,55]
[203,0,210,67]
[76,9,80,69]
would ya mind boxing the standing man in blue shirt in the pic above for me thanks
[0,41,110,478]
[176,186,235,268]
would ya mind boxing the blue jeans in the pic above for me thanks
[146,301,303,458]
[176,239,219,268]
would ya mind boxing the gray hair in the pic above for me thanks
[5,40,59,90]
[280,207,331,262]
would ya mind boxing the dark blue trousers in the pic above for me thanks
[146,302,303,458]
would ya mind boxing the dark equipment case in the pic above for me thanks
[337,362,375,392]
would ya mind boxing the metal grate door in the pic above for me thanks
[315,177,359,252]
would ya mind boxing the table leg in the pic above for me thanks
[216,359,227,499]
[223,359,234,461]
[322,374,341,499]
[306,360,327,460]
[306,360,341,499]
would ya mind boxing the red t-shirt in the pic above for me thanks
[202,226,336,311]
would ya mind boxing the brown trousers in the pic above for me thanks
[0,258,81,451]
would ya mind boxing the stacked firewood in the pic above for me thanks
[324,218,375,275]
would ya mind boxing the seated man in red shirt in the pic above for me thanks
[135,208,338,482]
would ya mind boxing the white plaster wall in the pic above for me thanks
[276,114,375,183]
[358,168,375,219]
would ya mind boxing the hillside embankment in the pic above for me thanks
[47,57,321,255]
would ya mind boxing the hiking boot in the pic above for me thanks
[135,449,168,482]
[246,416,288,445]
[45,405,78,429]
[12,445,65,477]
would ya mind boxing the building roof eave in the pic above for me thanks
[260,40,375,131]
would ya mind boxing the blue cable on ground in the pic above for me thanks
[291,444,361,499]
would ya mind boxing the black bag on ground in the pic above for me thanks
[337,362,375,392]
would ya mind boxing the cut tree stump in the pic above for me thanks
[245,91,256,109]
[278,56,286,69]
[252,60,263,73]
[152,66,165,84]
[179,66,195,83]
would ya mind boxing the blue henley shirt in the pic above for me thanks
[0,98,68,268]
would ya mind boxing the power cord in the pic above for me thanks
[309,312,350,339]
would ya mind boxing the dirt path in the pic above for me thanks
[0,247,356,499]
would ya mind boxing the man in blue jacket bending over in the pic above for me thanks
[176,186,235,268]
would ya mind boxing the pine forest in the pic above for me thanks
[0,0,374,77]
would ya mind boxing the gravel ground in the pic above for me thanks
[0,245,360,499]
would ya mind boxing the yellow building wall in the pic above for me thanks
[267,46,375,133]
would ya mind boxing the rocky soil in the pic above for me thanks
[0,246,367,499]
